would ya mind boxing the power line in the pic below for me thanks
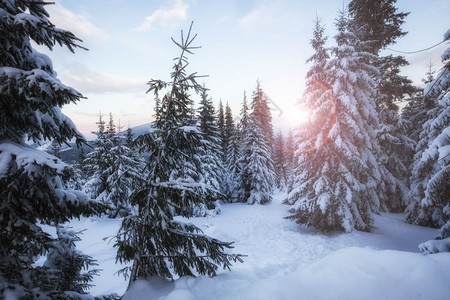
[386,40,447,54]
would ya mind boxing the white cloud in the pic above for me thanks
[59,64,147,95]
[136,0,188,32]
[238,4,276,28]
[46,3,108,42]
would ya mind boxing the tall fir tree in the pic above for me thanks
[287,16,330,200]
[95,112,106,138]
[286,16,330,204]
[84,114,143,218]
[406,32,450,231]
[224,102,235,152]
[238,91,250,137]
[107,143,144,218]
[349,0,415,212]
[125,125,134,149]
[223,105,240,202]
[0,1,106,298]
[76,145,88,183]
[273,130,287,188]
[196,86,225,209]
[107,113,117,141]
[401,65,435,191]
[251,81,274,149]
[237,114,276,204]
[237,84,276,204]
[79,146,87,167]
[423,61,437,85]
[403,62,436,144]
[84,113,111,202]
[284,129,296,184]
[224,134,240,202]
[233,92,251,203]
[287,10,381,232]
[115,23,243,289]
[217,100,226,162]
[66,146,87,192]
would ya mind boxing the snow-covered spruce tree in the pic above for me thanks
[233,92,250,203]
[287,11,381,232]
[217,100,226,162]
[238,91,250,139]
[402,62,436,144]
[251,80,274,149]
[106,115,144,217]
[224,103,234,153]
[285,16,330,206]
[84,114,143,218]
[0,1,106,298]
[284,129,295,184]
[83,114,111,204]
[125,125,134,148]
[106,142,145,218]
[374,70,416,212]
[106,113,119,142]
[237,84,276,205]
[274,130,287,188]
[79,146,87,166]
[195,86,224,212]
[224,134,240,202]
[115,23,243,289]
[237,114,276,205]
[66,161,86,191]
[187,99,198,126]
[66,145,88,191]
[43,226,119,299]
[406,31,450,230]
[401,93,425,148]
[348,0,416,212]
[401,64,436,180]
[223,105,240,202]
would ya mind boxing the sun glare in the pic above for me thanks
[295,103,311,125]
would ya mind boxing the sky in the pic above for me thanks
[35,0,450,139]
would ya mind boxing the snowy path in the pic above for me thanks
[194,191,358,277]
[69,190,450,299]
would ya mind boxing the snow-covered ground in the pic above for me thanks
[69,190,450,299]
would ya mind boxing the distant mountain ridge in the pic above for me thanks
[32,123,152,164]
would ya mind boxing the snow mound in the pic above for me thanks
[124,247,450,300]
[419,237,450,254]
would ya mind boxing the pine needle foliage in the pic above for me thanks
[115,22,243,289]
